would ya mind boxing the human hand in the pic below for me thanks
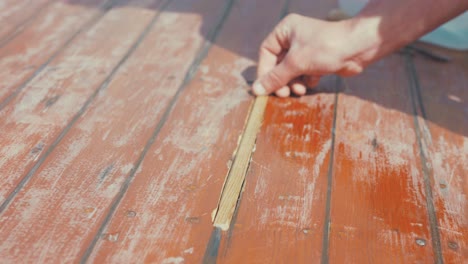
[253,14,365,97]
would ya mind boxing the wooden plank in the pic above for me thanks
[217,1,338,263]
[85,0,286,262]
[0,0,228,262]
[0,0,162,209]
[219,79,338,263]
[410,45,468,263]
[0,0,53,42]
[0,0,110,108]
[327,55,434,263]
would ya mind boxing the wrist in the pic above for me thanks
[338,17,383,70]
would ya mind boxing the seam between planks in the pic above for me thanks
[320,76,340,264]
[0,0,171,214]
[404,53,444,264]
[0,0,117,111]
[0,0,56,48]
[211,96,268,230]
[202,1,291,262]
[79,0,236,262]
[211,0,291,233]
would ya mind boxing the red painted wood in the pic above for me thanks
[219,80,337,263]
[0,0,53,41]
[412,45,468,262]
[1,1,464,262]
[219,1,338,262]
[0,0,226,262]
[0,1,159,212]
[87,0,286,262]
[0,0,109,105]
[328,55,434,263]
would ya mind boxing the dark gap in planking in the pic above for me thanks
[320,76,341,264]
[223,173,247,254]
[203,157,251,262]
[79,0,235,262]
[0,0,55,48]
[202,187,247,263]
[201,0,291,262]
[0,0,170,214]
[202,227,222,264]
[0,0,117,111]
[43,94,61,108]
[404,53,444,264]
[98,164,115,184]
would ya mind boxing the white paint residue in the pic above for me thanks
[162,257,184,264]
[254,172,267,196]
[163,84,248,154]
[0,141,27,172]
[183,247,194,254]
[285,151,313,159]
[377,229,401,246]
[120,163,134,174]
[313,139,331,178]
[428,134,468,227]
[199,65,209,74]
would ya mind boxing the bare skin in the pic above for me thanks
[253,0,468,97]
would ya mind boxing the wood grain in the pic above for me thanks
[218,1,338,263]
[327,55,434,263]
[0,0,112,107]
[219,79,338,263]
[0,1,230,262]
[0,0,53,42]
[0,0,464,262]
[0,1,161,211]
[86,0,286,262]
[213,95,268,230]
[411,45,468,263]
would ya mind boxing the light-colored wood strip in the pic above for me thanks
[218,78,337,263]
[0,0,110,108]
[87,0,284,262]
[217,1,338,262]
[213,96,268,230]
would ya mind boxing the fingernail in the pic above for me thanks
[253,81,267,96]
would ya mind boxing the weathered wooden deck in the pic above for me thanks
[0,0,467,263]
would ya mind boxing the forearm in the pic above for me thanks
[342,0,468,67]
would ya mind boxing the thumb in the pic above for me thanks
[253,55,299,96]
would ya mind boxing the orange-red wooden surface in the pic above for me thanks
[411,46,468,262]
[0,0,466,263]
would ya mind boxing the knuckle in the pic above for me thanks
[284,13,300,23]
[277,14,301,37]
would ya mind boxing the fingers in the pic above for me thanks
[253,55,301,96]
[254,15,300,96]
[290,78,307,96]
[257,15,294,77]
[275,86,291,98]
[255,75,321,98]
[266,76,321,98]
